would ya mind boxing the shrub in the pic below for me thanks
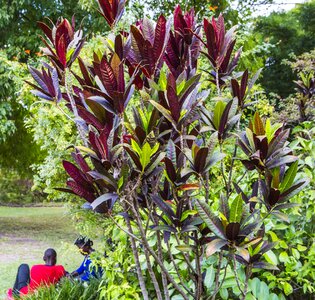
[27,3,311,299]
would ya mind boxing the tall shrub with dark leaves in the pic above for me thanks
[27,2,309,299]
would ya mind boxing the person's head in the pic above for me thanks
[43,248,57,266]
[74,236,93,256]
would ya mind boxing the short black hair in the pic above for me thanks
[74,236,93,247]
[44,248,57,258]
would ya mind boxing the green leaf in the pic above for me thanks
[149,100,176,125]
[219,288,228,300]
[140,142,152,170]
[297,244,307,252]
[272,211,290,223]
[144,152,165,176]
[151,142,159,156]
[175,245,193,252]
[292,248,300,259]
[280,161,298,192]
[264,250,278,265]
[213,101,226,130]
[152,225,177,232]
[195,199,226,239]
[204,266,215,289]
[180,209,198,222]
[75,146,98,159]
[265,119,282,143]
[269,294,280,300]
[131,139,142,157]
[257,281,269,300]
[249,278,260,298]
[158,71,167,91]
[246,127,256,150]
[279,251,289,263]
[282,282,293,296]
[245,293,256,300]
[229,194,243,223]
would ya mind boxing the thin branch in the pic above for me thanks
[123,210,149,300]
[157,231,170,300]
[232,252,245,297]
[130,202,190,300]
[242,266,252,300]
[108,214,141,242]
[194,232,203,299]
[219,143,229,198]
[206,262,228,300]
[174,233,196,275]
[211,251,223,300]
[166,241,195,297]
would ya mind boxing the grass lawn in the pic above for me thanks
[0,206,84,299]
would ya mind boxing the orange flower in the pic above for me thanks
[209,5,218,11]
[35,52,42,57]
[24,49,31,55]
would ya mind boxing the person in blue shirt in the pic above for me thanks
[70,236,102,281]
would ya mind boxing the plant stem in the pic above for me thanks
[242,266,252,300]
[205,172,210,204]
[206,262,228,300]
[142,237,163,300]
[232,252,245,297]
[219,143,229,198]
[211,251,223,300]
[130,202,190,300]
[124,210,149,300]
[166,241,194,297]
[194,232,203,299]
[227,142,238,196]
[157,231,170,300]
[174,233,196,275]
[216,68,221,96]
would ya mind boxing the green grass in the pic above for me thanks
[0,206,84,299]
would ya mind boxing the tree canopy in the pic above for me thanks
[254,0,315,97]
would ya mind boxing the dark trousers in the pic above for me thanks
[13,264,30,296]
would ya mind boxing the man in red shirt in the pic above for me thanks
[10,248,66,297]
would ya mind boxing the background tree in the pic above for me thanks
[0,0,103,60]
[254,0,315,98]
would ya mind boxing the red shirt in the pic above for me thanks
[20,265,66,295]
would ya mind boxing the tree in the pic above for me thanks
[254,0,315,97]
[0,51,42,177]
[0,0,103,60]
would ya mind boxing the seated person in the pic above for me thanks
[70,236,102,281]
[8,248,66,298]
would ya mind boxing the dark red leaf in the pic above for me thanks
[194,147,209,173]
[153,15,167,62]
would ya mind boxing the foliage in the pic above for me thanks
[0,50,43,179]
[253,0,315,98]
[0,0,104,60]
[273,49,315,123]
[24,278,104,300]
[0,169,43,204]
[26,3,312,300]
[25,36,106,201]
[138,0,273,24]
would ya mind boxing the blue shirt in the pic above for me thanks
[75,256,102,281]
